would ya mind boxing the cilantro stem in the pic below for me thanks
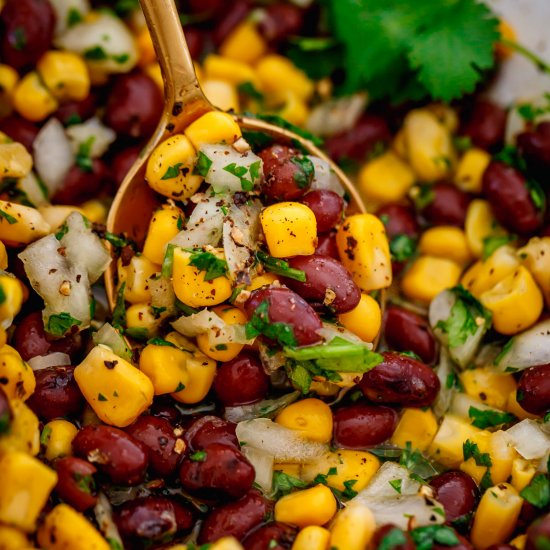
[499,38,550,75]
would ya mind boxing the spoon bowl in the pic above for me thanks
[105,0,366,311]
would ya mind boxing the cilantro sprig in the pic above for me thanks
[256,251,306,282]
[245,300,297,347]
[187,249,228,281]
[468,406,516,429]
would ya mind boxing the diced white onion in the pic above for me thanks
[505,419,550,460]
[17,172,50,207]
[450,393,502,420]
[149,276,176,312]
[66,117,116,159]
[236,418,328,463]
[49,0,91,37]
[308,156,345,197]
[306,93,367,137]
[94,493,124,549]
[316,323,369,346]
[33,118,74,196]
[27,352,71,371]
[225,392,300,423]
[92,323,132,362]
[241,446,273,493]
[432,348,454,419]
[359,462,421,498]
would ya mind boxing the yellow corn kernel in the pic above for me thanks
[0,241,7,270]
[391,408,438,452]
[510,535,526,550]
[462,245,520,297]
[464,199,505,259]
[37,51,90,101]
[401,256,461,304]
[0,451,57,532]
[518,237,550,307]
[275,484,337,527]
[246,272,279,291]
[0,399,39,456]
[428,104,459,133]
[196,305,247,361]
[301,450,379,493]
[117,254,160,304]
[0,344,34,401]
[146,134,202,200]
[274,463,302,477]
[429,414,481,468]
[0,201,50,246]
[358,151,416,207]
[403,109,455,182]
[455,148,491,193]
[460,368,516,410]
[419,226,472,266]
[145,62,163,92]
[261,202,317,258]
[136,27,156,67]
[329,502,376,550]
[219,21,267,65]
[171,350,217,404]
[393,129,407,159]
[142,205,184,265]
[257,55,313,103]
[208,537,245,550]
[37,205,84,232]
[79,200,107,225]
[276,398,333,443]
[0,276,23,329]
[470,483,522,550]
[203,54,258,86]
[42,420,78,461]
[0,525,30,549]
[511,458,536,492]
[496,20,516,59]
[278,92,309,127]
[291,526,330,550]
[139,344,190,395]
[125,303,159,340]
[74,345,154,427]
[0,143,32,179]
[338,293,381,343]
[13,72,58,122]
[172,247,232,308]
[0,64,18,116]
[202,79,240,113]
[506,390,539,421]
[480,266,543,335]
[185,111,242,150]
[336,213,392,292]
[37,504,109,550]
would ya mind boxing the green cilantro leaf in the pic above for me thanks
[75,136,95,172]
[390,234,417,262]
[114,0,139,16]
[73,473,96,495]
[147,337,176,348]
[112,53,130,65]
[410,525,460,550]
[482,234,516,260]
[399,442,439,481]
[46,313,82,337]
[245,112,323,146]
[238,81,265,103]
[174,381,186,392]
[84,45,109,60]
[453,136,473,152]
[124,327,148,341]
[520,474,550,509]
[313,467,338,485]
[103,231,134,250]
[98,393,108,402]
[245,300,297,347]
[285,37,343,80]
[193,152,212,177]
[107,539,124,550]
[378,527,409,550]
[468,407,516,429]
[223,161,258,192]
[187,249,228,281]
[40,425,52,446]
[463,439,493,488]
[389,479,402,494]
[190,450,207,462]
[0,209,18,225]
[256,250,306,282]
[288,363,312,394]
[494,338,515,366]
[161,162,184,180]
[272,471,308,498]
[67,8,83,27]
[290,156,315,189]
[527,179,547,212]
[413,184,435,210]
[342,479,358,499]
[12,27,27,51]
[162,244,176,278]
[0,408,10,434]
[112,282,127,330]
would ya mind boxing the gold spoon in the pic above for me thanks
[105,0,366,310]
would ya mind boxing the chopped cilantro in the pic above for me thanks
[46,313,82,337]
[463,439,492,467]
[67,8,83,27]
[400,350,421,361]
[435,285,491,348]
[453,136,473,152]
[468,407,516,429]
[75,136,95,172]
[40,425,52,446]
[482,234,516,260]
[190,450,207,462]
[64,113,82,127]
[193,151,212,177]
[256,250,306,282]
[0,284,6,305]
[12,27,26,51]
[413,184,435,210]
[107,538,124,550]
[114,0,139,16]
[73,473,96,495]
[290,156,315,189]
[112,282,127,330]
[84,45,109,60]
[389,479,402,494]
[124,327,148,341]
[238,81,265,103]
[0,409,10,434]
[313,467,338,485]
[187,249,228,281]
[161,244,176,278]
[223,162,257,192]
[245,112,323,147]
[104,231,133,249]
[399,442,439,481]
[390,234,417,262]
[0,209,18,225]
[161,162,184,180]
[494,338,514,366]
[98,393,108,402]
[245,300,298,347]
[147,337,176,348]
[271,471,308,498]
[378,527,409,550]
[288,363,312,394]
[410,525,460,550]
[112,53,130,64]
[174,381,186,392]
[527,179,547,212]
[285,36,343,80]
[342,479,359,499]
[520,474,550,509]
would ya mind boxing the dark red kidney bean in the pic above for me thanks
[182,26,204,60]
[259,145,312,201]
[13,311,83,361]
[517,364,550,415]
[0,386,12,434]
[258,4,303,44]
[282,254,360,314]
[55,94,97,127]
[461,100,507,151]
[385,306,436,364]
[26,366,84,421]
[125,415,184,477]
[213,351,269,407]
[243,522,298,550]
[526,513,550,550]
[359,351,441,407]
[188,0,224,17]
[199,490,273,544]
[301,190,344,233]
[315,232,339,259]
[518,121,550,174]
[433,532,473,550]
[149,399,181,425]
[420,182,470,228]
[333,403,398,449]
[105,73,163,138]
[0,0,55,70]
[519,501,539,533]
[212,0,249,44]
[376,203,420,238]
[184,416,238,452]
[372,525,415,550]
[53,159,110,205]
[486,546,517,550]
[0,115,39,151]
[430,470,479,524]
[325,114,392,163]
[115,497,193,543]
[482,161,544,235]
[244,287,322,346]
[112,145,141,187]
[73,425,149,485]
[55,457,98,512]
[179,443,255,500]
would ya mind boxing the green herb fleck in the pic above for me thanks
[245,300,297,347]
[112,282,127,330]
[98,393,108,402]
[271,470,308,498]
[520,474,550,509]
[482,234,516,260]
[468,407,516,429]
[12,27,27,50]
[238,81,264,103]
[390,234,417,262]
[410,525,460,550]
[75,136,95,172]
[188,249,228,281]
[40,425,52,446]
[46,313,81,337]
[378,527,409,550]
[256,250,306,282]
[290,156,315,189]
[389,479,402,494]
[190,450,207,462]
[67,8,83,27]
[84,46,109,60]
[0,209,18,225]
[161,162,184,180]
[494,338,514,366]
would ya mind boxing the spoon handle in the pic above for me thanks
[139,0,211,124]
